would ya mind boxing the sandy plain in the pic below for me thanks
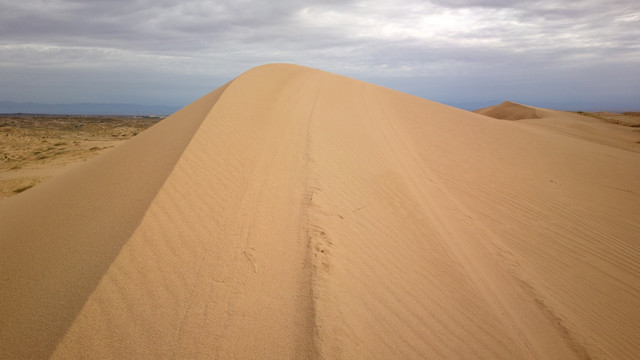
[0,115,159,199]
[1,64,639,359]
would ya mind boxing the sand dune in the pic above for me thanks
[1,64,639,359]
[474,100,540,120]
[476,102,640,154]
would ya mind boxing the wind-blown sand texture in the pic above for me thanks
[1,64,639,359]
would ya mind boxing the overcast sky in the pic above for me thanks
[1,0,638,110]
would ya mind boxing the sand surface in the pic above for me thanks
[1,64,639,359]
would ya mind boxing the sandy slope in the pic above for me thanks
[1,64,639,359]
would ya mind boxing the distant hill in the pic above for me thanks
[473,101,540,120]
[0,101,180,116]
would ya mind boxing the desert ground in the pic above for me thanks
[0,115,160,199]
[1,64,639,359]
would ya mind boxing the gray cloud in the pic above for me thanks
[0,0,638,110]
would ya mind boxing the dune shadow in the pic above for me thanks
[0,84,229,359]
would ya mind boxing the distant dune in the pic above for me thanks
[1,64,639,359]
[474,100,540,120]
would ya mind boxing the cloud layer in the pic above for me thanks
[1,0,638,109]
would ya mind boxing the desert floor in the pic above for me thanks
[0,115,160,199]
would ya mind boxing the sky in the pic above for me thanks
[1,0,639,111]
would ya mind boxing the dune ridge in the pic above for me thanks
[1,64,639,359]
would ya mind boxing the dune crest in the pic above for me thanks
[1,64,639,359]
[474,100,540,120]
